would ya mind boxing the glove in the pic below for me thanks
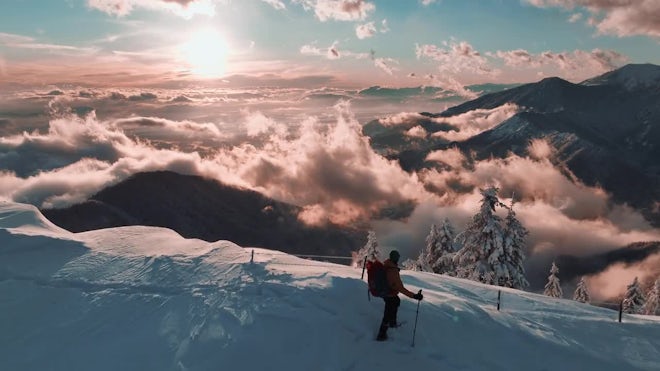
[413,292,423,301]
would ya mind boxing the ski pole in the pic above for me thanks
[412,289,422,348]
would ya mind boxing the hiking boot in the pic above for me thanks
[376,324,388,341]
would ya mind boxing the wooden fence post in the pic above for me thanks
[497,290,501,311]
[250,249,254,264]
[618,300,623,323]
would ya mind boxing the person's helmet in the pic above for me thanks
[389,250,400,263]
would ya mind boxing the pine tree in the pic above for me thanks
[352,230,381,267]
[416,224,440,272]
[572,276,590,304]
[641,279,659,316]
[501,201,529,289]
[453,186,506,285]
[543,262,563,298]
[622,277,646,314]
[431,218,457,275]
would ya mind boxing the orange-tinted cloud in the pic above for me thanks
[525,0,660,38]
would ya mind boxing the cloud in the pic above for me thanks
[373,57,398,75]
[87,0,134,16]
[414,40,498,98]
[241,110,286,137]
[300,41,345,60]
[86,0,216,18]
[301,41,389,76]
[0,56,6,77]
[0,111,129,178]
[492,49,536,67]
[355,22,377,39]
[294,0,375,22]
[355,19,388,39]
[587,253,660,299]
[377,112,427,127]
[524,0,660,38]
[2,93,658,290]
[429,103,519,141]
[110,116,226,141]
[415,38,627,84]
[420,0,438,5]
[527,138,555,160]
[424,74,478,100]
[374,178,659,281]
[0,32,97,55]
[128,92,158,101]
[225,101,431,224]
[262,0,286,10]
[415,152,660,289]
[405,125,428,138]
[425,147,466,168]
[0,100,431,225]
[491,48,628,77]
[415,41,496,76]
[568,12,582,23]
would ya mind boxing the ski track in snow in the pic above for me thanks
[1,202,659,371]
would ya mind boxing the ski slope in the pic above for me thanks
[1,202,659,371]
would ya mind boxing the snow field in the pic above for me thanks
[1,203,659,371]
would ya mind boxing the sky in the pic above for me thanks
[1,0,659,89]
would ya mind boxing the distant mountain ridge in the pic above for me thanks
[368,64,660,226]
[358,83,521,100]
[582,63,660,89]
[42,171,365,256]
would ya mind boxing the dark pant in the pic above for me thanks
[380,295,400,329]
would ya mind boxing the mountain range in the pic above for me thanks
[366,63,660,226]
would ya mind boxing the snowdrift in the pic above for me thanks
[1,202,659,371]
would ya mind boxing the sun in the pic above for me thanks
[182,28,229,77]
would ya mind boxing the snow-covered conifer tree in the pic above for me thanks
[501,201,529,289]
[453,187,506,285]
[352,230,380,267]
[543,262,563,298]
[416,224,440,272]
[622,277,646,314]
[572,277,590,304]
[432,218,457,275]
[641,279,659,316]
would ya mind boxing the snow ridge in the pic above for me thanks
[581,63,660,90]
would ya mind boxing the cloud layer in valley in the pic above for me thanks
[1,89,658,298]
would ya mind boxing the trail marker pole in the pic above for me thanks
[497,290,501,311]
[618,300,623,323]
[362,257,371,301]
[412,289,422,348]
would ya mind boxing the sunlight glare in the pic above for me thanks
[182,28,229,77]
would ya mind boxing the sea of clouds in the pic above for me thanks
[1,86,658,299]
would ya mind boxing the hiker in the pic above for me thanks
[377,250,423,341]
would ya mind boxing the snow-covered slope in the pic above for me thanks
[1,202,659,371]
[581,63,660,90]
